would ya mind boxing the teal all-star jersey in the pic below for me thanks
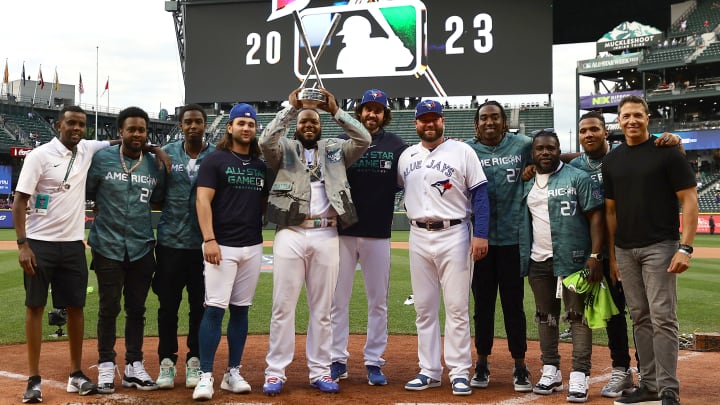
[156,141,216,250]
[87,145,165,261]
[466,132,532,245]
[519,163,603,277]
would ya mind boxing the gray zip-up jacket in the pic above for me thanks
[259,106,370,228]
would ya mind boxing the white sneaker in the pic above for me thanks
[220,366,251,393]
[186,357,201,388]
[122,361,158,391]
[567,371,589,403]
[96,362,117,394]
[192,372,214,401]
[533,365,563,395]
[156,358,176,389]
[601,367,635,398]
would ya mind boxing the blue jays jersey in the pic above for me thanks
[398,138,487,221]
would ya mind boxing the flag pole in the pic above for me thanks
[106,76,109,112]
[79,73,82,105]
[95,46,99,140]
[48,66,56,107]
[32,64,41,105]
[2,58,7,95]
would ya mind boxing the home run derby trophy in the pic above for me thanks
[292,9,342,108]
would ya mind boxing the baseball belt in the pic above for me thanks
[298,217,337,229]
[411,219,462,231]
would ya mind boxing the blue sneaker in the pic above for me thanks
[311,375,339,393]
[367,365,387,386]
[405,374,441,391]
[330,362,347,382]
[452,378,472,396]
[262,376,283,396]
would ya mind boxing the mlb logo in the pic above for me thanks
[294,0,425,79]
[381,160,392,169]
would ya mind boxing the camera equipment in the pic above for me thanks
[48,308,67,337]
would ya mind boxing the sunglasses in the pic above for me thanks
[531,128,556,137]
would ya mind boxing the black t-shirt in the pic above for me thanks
[602,136,696,248]
[196,149,269,247]
[338,128,408,238]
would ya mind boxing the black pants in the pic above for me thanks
[94,250,155,365]
[471,244,527,360]
[152,245,205,364]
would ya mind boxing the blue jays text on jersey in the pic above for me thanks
[403,158,456,178]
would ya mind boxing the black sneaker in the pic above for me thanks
[513,365,532,392]
[22,375,42,404]
[661,390,680,405]
[613,385,660,405]
[470,361,489,388]
[67,370,98,396]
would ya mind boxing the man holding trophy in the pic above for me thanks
[259,86,370,396]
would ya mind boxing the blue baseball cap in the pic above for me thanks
[228,103,257,122]
[360,89,388,108]
[415,99,444,118]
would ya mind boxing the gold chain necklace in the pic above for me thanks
[119,145,143,174]
[534,174,549,189]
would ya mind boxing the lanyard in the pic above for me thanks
[60,149,77,189]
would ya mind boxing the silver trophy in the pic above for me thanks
[292,10,343,108]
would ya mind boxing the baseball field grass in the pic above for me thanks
[0,230,717,346]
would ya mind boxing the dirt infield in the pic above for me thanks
[0,335,718,405]
[1,243,717,404]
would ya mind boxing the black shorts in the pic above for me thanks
[24,239,89,308]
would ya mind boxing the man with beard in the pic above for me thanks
[191,103,269,401]
[519,129,604,403]
[259,88,370,396]
[398,100,489,397]
[330,89,407,386]
[14,106,107,403]
[465,101,532,392]
[87,106,165,394]
[153,104,215,390]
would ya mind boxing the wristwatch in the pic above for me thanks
[17,238,27,245]
[589,253,605,261]
[678,244,693,256]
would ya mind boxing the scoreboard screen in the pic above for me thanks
[183,0,552,102]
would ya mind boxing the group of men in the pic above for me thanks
[14,89,697,405]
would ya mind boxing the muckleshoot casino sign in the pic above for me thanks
[596,21,663,53]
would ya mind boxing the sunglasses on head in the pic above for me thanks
[531,128,556,137]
